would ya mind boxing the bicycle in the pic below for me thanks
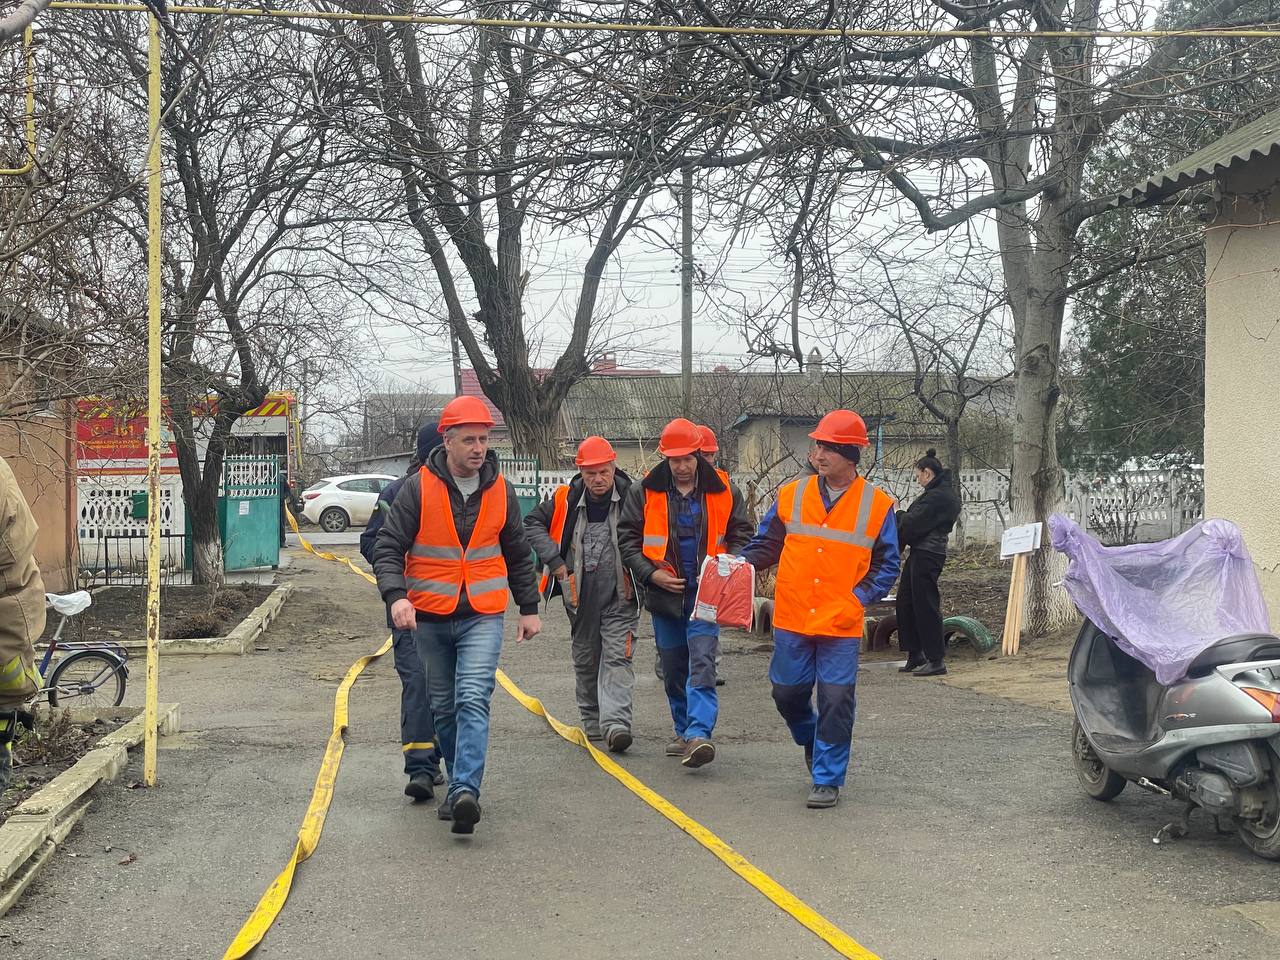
[36,592,130,708]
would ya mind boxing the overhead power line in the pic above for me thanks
[44,3,1280,41]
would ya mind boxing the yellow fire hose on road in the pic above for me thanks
[224,510,879,960]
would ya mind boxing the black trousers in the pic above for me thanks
[897,549,947,663]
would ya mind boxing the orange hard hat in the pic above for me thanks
[437,395,495,432]
[575,436,617,468]
[809,409,870,447]
[697,425,718,453]
[657,418,703,458]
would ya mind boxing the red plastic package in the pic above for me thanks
[692,555,756,629]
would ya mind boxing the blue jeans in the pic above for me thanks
[769,630,860,787]
[391,628,442,779]
[651,590,719,740]
[414,614,505,801]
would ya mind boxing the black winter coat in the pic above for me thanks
[617,458,755,620]
[895,470,962,557]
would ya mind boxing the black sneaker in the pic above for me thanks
[451,791,481,835]
[913,661,948,677]
[404,773,435,802]
[898,656,926,673]
[807,784,840,809]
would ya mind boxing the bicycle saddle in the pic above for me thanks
[45,591,93,616]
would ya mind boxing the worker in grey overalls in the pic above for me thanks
[524,437,639,752]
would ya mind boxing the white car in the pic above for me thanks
[301,474,398,533]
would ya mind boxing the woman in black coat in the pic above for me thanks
[895,450,962,677]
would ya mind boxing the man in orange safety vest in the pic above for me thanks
[373,396,542,835]
[524,436,639,752]
[619,418,753,769]
[739,410,900,809]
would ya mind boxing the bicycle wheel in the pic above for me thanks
[48,650,127,708]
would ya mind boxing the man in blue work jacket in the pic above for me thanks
[739,410,900,809]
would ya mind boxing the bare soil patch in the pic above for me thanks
[1,711,124,826]
[38,584,276,644]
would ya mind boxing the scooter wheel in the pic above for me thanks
[1071,718,1126,801]
[1237,767,1280,860]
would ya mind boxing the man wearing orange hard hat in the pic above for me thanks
[524,436,640,752]
[618,418,753,769]
[374,394,542,835]
[738,410,900,809]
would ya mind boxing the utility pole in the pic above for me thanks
[680,166,693,418]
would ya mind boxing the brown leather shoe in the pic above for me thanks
[681,737,716,768]
[665,737,690,757]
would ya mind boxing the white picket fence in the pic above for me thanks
[525,463,1204,547]
[76,456,282,579]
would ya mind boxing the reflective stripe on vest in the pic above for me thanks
[538,485,571,595]
[641,483,732,569]
[772,475,895,639]
[404,469,510,615]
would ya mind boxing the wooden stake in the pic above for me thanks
[1002,552,1028,656]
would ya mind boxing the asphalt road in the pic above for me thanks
[4,550,1279,959]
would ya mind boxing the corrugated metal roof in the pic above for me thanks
[1118,107,1280,206]
[560,371,1011,442]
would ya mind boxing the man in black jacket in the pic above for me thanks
[360,425,445,802]
[895,450,963,677]
[618,418,754,768]
[524,437,638,752]
[373,397,540,834]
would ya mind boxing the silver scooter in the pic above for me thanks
[1069,620,1280,859]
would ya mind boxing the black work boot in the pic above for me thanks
[807,784,840,809]
[898,655,927,673]
[913,660,948,677]
[405,773,436,802]
[450,791,481,835]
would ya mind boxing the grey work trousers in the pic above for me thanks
[569,581,638,736]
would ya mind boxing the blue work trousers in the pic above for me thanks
[391,628,442,779]
[414,614,505,802]
[769,629,860,787]
[651,590,719,740]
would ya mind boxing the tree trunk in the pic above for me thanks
[504,398,563,465]
[945,419,966,551]
[187,492,224,588]
[172,403,227,588]
[1008,217,1075,636]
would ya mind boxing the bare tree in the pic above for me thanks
[315,2,770,460]
[663,0,1280,631]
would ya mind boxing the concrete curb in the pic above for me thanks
[113,581,294,655]
[0,702,181,916]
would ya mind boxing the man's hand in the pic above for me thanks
[552,564,568,581]
[391,599,416,630]
[516,614,541,643]
[650,568,686,593]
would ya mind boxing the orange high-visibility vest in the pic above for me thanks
[642,483,732,570]
[773,474,894,639]
[538,485,571,594]
[404,469,509,615]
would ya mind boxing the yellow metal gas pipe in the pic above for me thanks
[0,27,36,177]
[143,10,162,786]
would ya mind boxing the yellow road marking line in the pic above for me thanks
[226,508,880,959]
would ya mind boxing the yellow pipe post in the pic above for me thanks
[143,10,162,787]
[0,27,37,177]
